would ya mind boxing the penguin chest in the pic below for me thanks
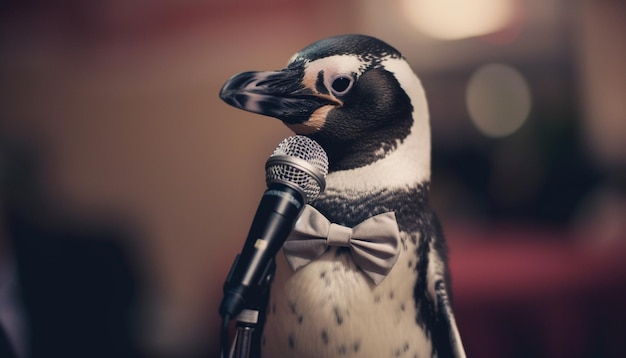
[262,232,433,358]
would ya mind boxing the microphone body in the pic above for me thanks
[219,136,328,319]
[220,183,303,318]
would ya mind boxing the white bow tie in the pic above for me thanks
[282,205,401,285]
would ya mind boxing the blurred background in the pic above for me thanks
[0,0,624,357]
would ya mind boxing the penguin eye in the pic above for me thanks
[330,75,353,95]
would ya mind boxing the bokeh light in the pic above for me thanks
[466,63,532,138]
[401,0,516,40]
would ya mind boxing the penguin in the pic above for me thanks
[220,34,466,358]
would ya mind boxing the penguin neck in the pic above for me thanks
[316,124,410,172]
[322,117,431,195]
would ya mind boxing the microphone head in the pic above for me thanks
[265,136,328,203]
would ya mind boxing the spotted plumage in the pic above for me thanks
[220,34,465,358]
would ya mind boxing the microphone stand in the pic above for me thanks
[226,259,275,358]
[230,309,259,358]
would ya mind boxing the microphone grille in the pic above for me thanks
[266,136,328,203]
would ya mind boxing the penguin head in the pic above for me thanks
[220,34,430,174]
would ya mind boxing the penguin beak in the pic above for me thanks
[219,70,337,124]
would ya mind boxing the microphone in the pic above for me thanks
[219,135,328,319]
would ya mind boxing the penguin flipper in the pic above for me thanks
[434,280,466,358]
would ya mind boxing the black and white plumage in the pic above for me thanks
[220,34,465,358]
